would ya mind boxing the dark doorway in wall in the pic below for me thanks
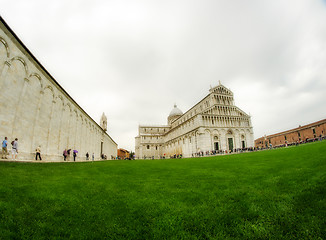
[214,142,219,151]
[228,138,233,152]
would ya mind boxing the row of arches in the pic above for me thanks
[211,86,233,95]
[201,115,250,128]
[162,128,253,157]
[204,105,244,117]
[212,94,234,106]
[0,34,114,160]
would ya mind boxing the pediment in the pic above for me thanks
[210,83,233,95]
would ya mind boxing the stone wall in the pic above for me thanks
[255,119,326,148]
[0,18,117,161]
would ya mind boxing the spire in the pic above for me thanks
[100,112,107,131]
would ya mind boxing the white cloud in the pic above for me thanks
[1,0,326,150]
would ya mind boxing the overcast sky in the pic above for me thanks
[1,0,326,151]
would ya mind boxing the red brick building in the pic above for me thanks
[117,148,130,160]
[255,119,326,148]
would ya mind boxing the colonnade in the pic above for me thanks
[201,115,250,128]
[139,127,253,159]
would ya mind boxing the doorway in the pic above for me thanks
[241,140,245,149]
[228,138,233,152]
[214,142,219,151]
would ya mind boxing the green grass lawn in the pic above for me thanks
[0,141,325,239]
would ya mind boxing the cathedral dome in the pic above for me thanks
[169,104,183,117]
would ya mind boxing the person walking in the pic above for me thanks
[35,146,42,161]
[11,138,18,160]
[73,151,77,162]
[2,137,8,159]
[92,153,94,162]
[63,149,67,161]
[86,152,89,160]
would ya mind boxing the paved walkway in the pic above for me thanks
[0,158,106,163]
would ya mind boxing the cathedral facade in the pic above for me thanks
[0,17,117,161]
[135,83,254,159]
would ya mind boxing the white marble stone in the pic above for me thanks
[135,83,254,158]
[0,18,117,161]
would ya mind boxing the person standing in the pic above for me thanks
[2,137,8,159]
[73,151,77,162]
[92,153,94,162]
[35,146,42,161]
[86,152,89,160]
[11,138,18,160]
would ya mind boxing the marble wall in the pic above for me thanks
[0,19,117,161]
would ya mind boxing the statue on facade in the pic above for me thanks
[100,112,107,131]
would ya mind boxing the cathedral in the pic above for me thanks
[135,82,254,159]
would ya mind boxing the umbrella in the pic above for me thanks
[73,150,78,153]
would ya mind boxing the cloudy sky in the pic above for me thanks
[1,0,326,151]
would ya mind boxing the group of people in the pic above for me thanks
[1,137,19,160]
[1,136,44,161]
[62,149,95,162]
[1,136,96,162]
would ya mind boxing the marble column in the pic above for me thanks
[0,61,11,90]
[11,77,29,136]
[30,90,44,152]
[45,99,56,155]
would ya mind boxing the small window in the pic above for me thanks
[284,136,287,140]
[156,146,158,150]
[298,132,301,137]
[147,145,150,149]
[312,129,316,134]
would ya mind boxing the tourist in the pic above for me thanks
[92,153,94,161]
[86,152,89,160]
[35,145,42,161]
[73,151,77,161]
[11,138,18,160]
[67,149,71,161]
[2,137,8,159]
[63,149,67,161]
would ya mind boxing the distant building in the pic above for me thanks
[135,82,254,159]
[255,119,326,148]
[117,148,130,159]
